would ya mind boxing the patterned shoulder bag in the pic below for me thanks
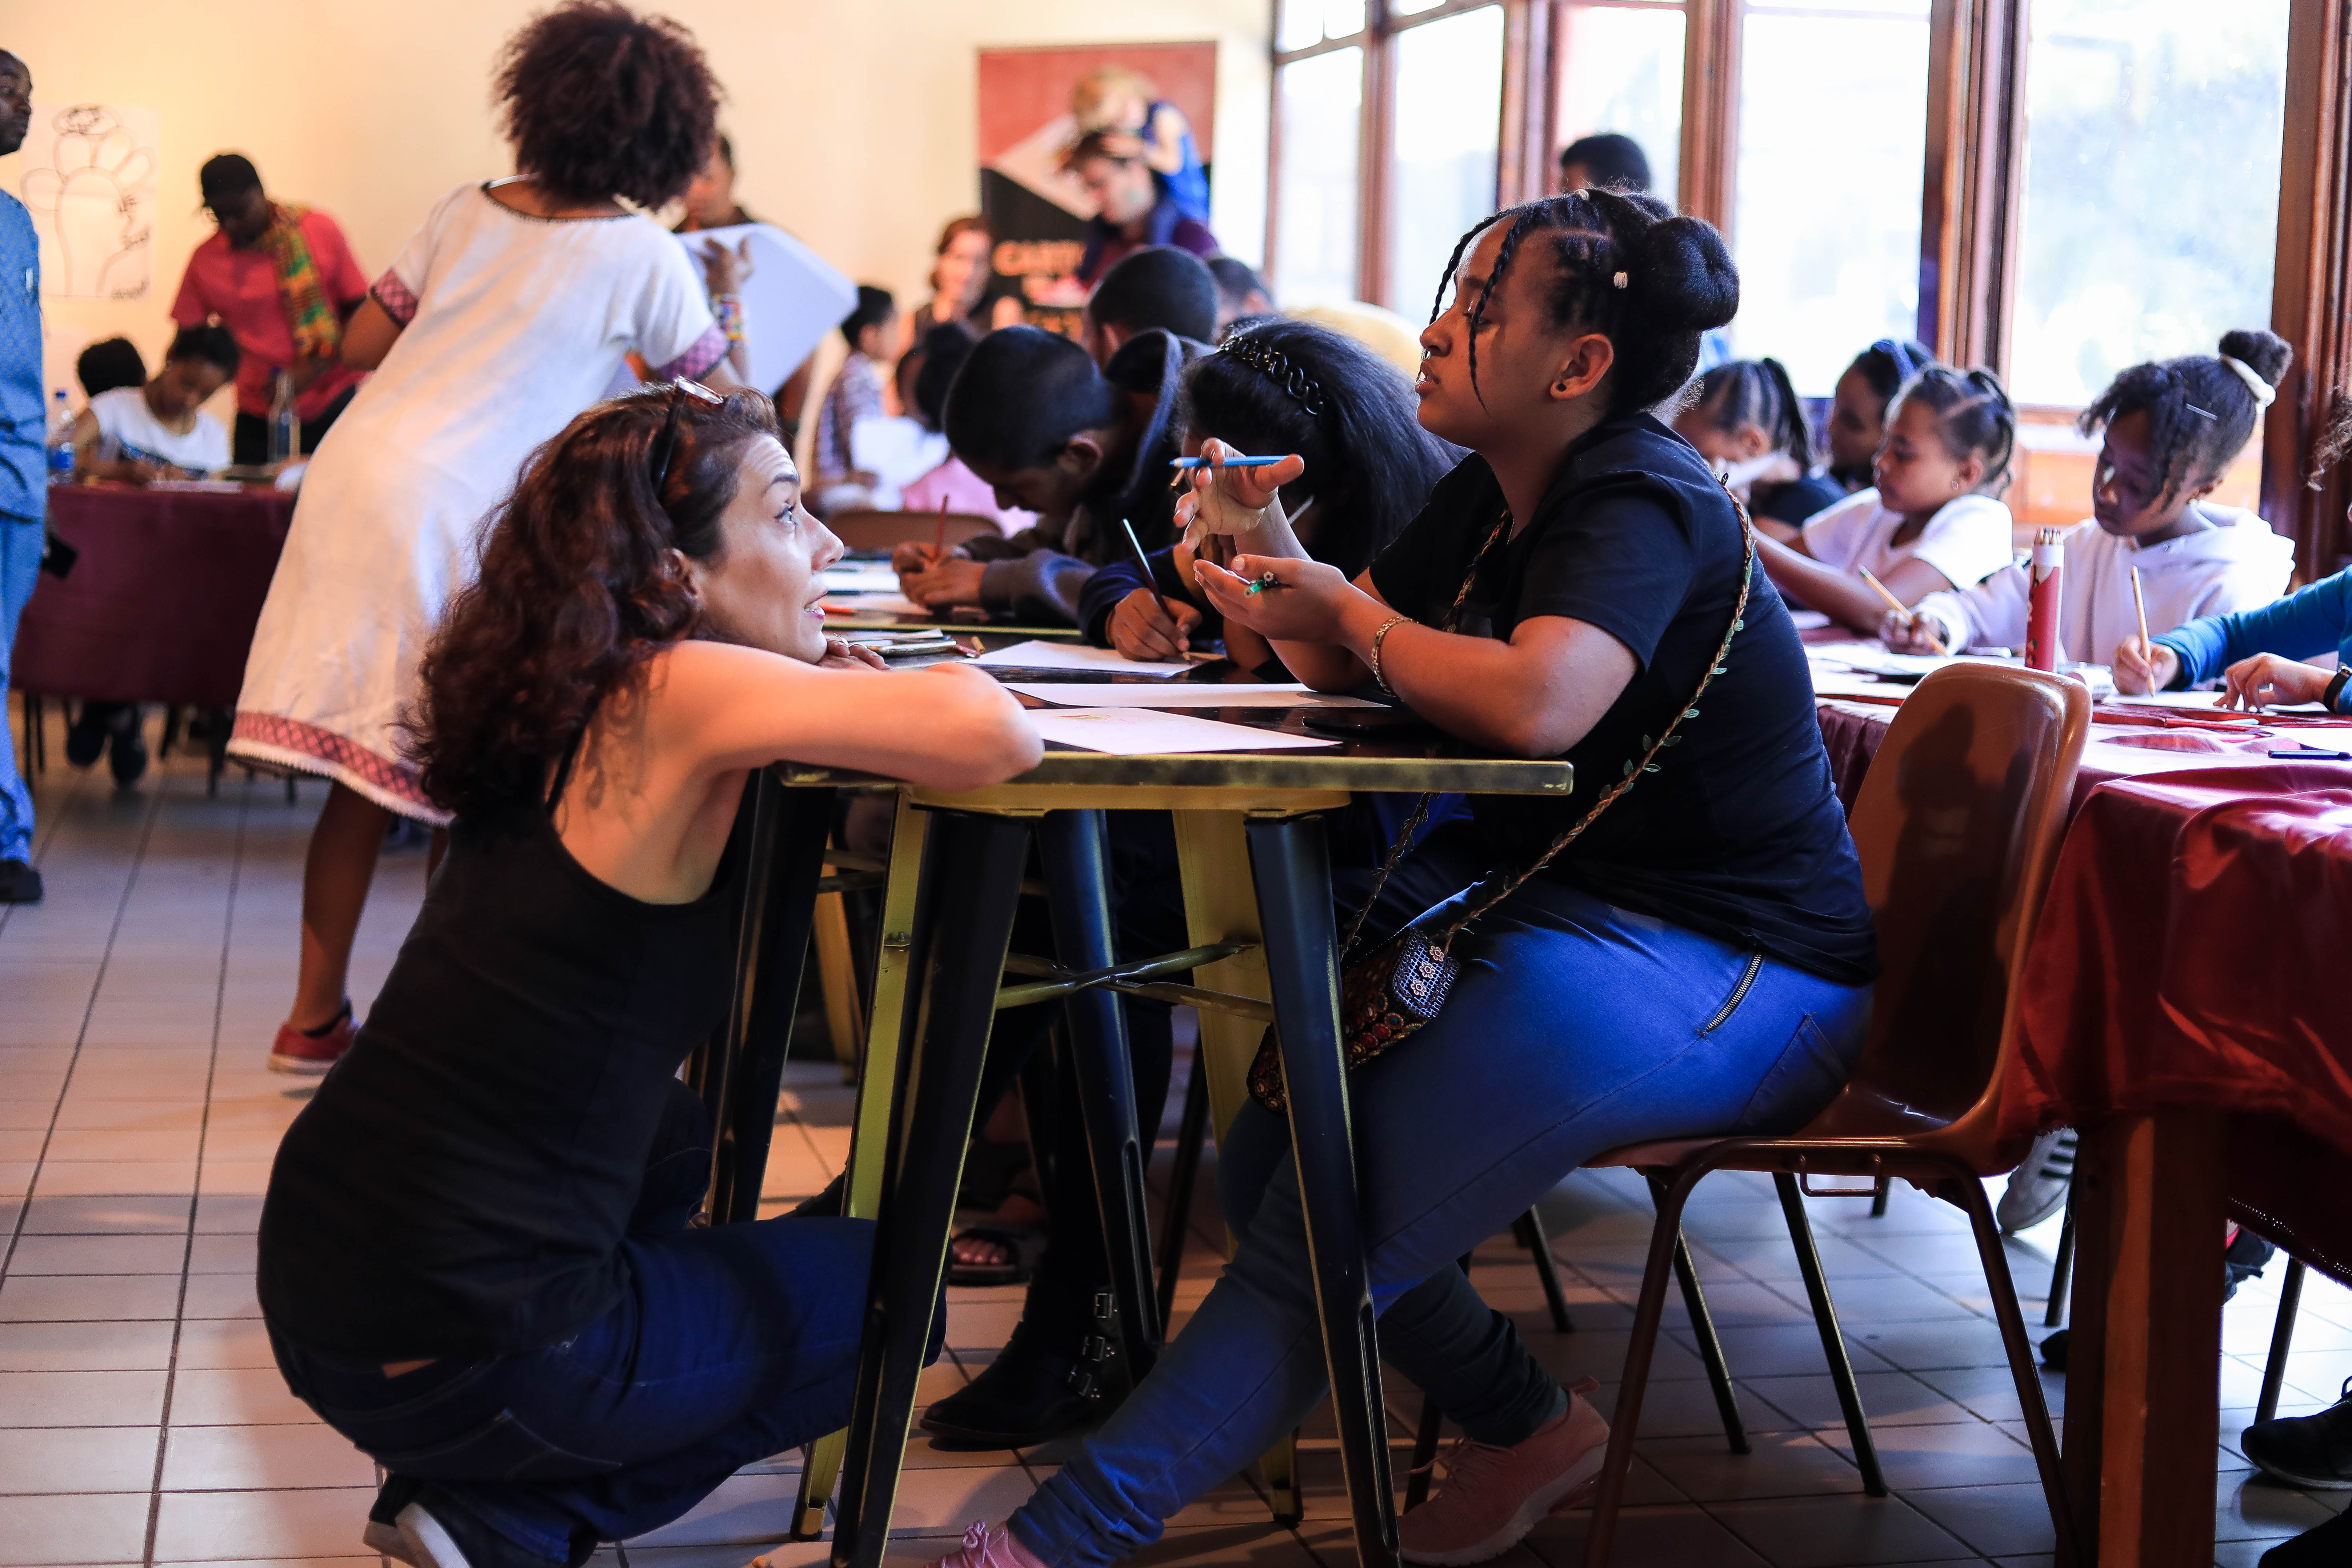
[1247,487,1759,1113]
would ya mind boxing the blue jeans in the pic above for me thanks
[0,516,41,861]
[268,1081,875,1563]
[1012,823,1873,1567]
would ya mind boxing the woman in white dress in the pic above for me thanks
[231,0,744,1074]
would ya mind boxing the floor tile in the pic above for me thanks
[0,1491,152,1565]
[1520,1501,1775,1566]
[1707,1493,1973,1566]
[1902,1480,2059,1558]
[0,1367,169,1426]
[0,1318,177,1371]
[0,1424,162,1493]
[6,1231,189,1274]
[1815,1418,2045,1492]
[168,1366,313,1427]
[151,1485,379,1561]
[0,1273,185,1323]
[162,1421,377,1491]
[1637,1429,1864,1502]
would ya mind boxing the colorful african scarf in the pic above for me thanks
[259,203,341,363]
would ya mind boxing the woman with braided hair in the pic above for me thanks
[929,189,1875,1568]
[1672,355,1844,535]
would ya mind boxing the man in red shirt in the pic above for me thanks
[170,154,370,465]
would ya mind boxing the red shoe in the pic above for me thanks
[269,1003,356,1075]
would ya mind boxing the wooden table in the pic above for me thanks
[1815,690,2352,1567]
[709,691,1572,1568]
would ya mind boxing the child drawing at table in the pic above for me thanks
[71,323,237,484]
[1825,337,1936,493]
[2117,393,2352,712]
[924,187,1875,1568]
[1070,67,1211,226]
[1757,364,2019,635]
[1886,329,2295,666]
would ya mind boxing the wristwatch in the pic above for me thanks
[2324,666,2351,714]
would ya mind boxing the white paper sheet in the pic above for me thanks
[1006,683,1385,709]
[2101,690,2294,712]
[1028,708,1340,755]
[821,592,930,618]
[821,563,903,592]
[970,640,1205,677]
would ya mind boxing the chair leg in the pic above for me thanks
[1947,1168,2081,1567]
[1405,1391,1444,1511]
[1517,1206,1575,1333]
[1648,1173,1748,1455]
[1156,1052,1212,1329]
[1869,1176,1890,1217]
[1586,1166,1714,1568]
[2257,1258,2308,1424]
[1771,1173,1885,1496]
[2044,1181,2078,1328]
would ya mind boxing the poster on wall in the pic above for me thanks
[19,103,160,300]
[977,42,1216,338]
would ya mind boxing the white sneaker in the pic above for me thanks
[1997,1128,2077,1233]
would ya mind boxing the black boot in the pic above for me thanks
[107,706,147,788]
[920,1291,1129,1450]
[2243,1378,2352,1489]
[65,701,120,768]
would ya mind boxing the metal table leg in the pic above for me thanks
[1244,813,1399,1568]
[1036,809,1163,1375]
[831,808,1034,1568]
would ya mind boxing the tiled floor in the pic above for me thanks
[3,706,2349,1568]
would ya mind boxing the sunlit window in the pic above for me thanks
[1731,0,1931,394]
[1385,5,1506,316]
[1555,2,1686,208]
[2008,0,2291,405]
[1277,0,1368,52]
[1272,48,1366,305]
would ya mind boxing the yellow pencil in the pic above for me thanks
[1859,567,1945,654]
[2130,566,2154,693]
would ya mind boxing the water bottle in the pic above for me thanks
[46,389,75,484]
[268,370,298,464]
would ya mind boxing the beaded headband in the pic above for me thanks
[1217,333,1326,417]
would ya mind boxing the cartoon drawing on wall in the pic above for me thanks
[20,103,160,300]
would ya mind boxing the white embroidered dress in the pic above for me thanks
[229,181,725,820]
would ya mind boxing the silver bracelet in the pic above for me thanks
[1368,614,1412,697]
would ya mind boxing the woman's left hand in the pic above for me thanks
[2218,652,2335,711]
[1196,554,1352,644]
[818,638,891,671]
[700,236,755,296]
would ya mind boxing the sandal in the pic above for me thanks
[947,1222,1048,1287]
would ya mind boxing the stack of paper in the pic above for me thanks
[971,640,1210,678]
[1028,708,1339,755]
[1005,682,1383,710]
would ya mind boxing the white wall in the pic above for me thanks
[1,0,1271,402]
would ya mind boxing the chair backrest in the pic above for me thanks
[1803,663,2088,1164]
[823,510,1000,553]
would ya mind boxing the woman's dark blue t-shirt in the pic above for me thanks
[1367,415,1876,986]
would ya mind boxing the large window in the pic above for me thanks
[1554,2,1685,209]
[1272,48,1365,306]
[1387,7,1507,313]
[2008,0,2292,405]
[1730,0,1931,393]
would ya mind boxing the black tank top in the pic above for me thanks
[256,773,744,1360]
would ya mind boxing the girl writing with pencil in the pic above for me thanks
[1755,364,2019,635]
[1885,330,2295,665]
[928,189,1876,1568]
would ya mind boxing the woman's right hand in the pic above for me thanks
[2112,637,2180,696]
[1108,588,1203,661]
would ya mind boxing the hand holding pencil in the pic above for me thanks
[1860,568,1949,655]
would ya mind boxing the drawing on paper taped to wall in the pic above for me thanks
[19,102,160,299]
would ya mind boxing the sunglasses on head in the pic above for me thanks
[648,377,725,497]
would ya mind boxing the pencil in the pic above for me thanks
[932,496,948,561]
[1118,517,1175,626]
[1168,455,1284,469]
[2130,566,2153,693]
[1858,567,1946,654]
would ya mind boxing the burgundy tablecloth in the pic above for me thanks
[13,484,294,708]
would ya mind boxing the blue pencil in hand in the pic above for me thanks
[1168,455,1286,469]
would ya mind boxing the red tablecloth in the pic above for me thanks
[13,484,294,708]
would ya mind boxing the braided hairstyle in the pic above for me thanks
[1848,337,1936,405]
[2078,329,2291,507]
[1691,357,1813,468]
[1429,188,1738,413]
[1893,365,2017,496]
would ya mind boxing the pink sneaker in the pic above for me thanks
[269,1003,356,1076]
[924,1522,1050,1568]
[1399,1377,1610,1566]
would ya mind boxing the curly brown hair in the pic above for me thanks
[493,1,720,209]
[406,385,780,828]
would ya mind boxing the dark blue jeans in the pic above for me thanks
[268,1081,875,1563]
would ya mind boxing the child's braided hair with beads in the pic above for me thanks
[1428,188,1739,411]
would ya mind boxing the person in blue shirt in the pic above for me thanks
[2119,402,2352,711]
[0,50,46,906]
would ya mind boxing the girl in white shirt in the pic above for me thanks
[1888,331,2296,663]
[1757,365,2019,635]
[71,324,236,482]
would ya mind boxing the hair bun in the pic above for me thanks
[2218,328,2293,387]
[1633,214,1739,335]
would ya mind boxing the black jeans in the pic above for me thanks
[268,1080,875,1562]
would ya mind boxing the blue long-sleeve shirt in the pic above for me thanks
[2153,565,2352,706]
[1078,547,1205,648]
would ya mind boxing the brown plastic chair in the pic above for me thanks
[1578,663,2090,1568]
[821,509,1001,553]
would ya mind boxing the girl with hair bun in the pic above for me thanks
[932,191,1876,1568]
[1891,329,2296,664]
[257,386,1036,1568]
[1760,363,2020,633]
[1672,355,1844,535]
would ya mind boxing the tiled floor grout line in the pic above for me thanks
[140,769,252,1568]
[0,753,167,1283]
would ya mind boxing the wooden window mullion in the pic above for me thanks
[1917,0,2027,371]
[1679,0,1741,231]
[2265,0,2352,575]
